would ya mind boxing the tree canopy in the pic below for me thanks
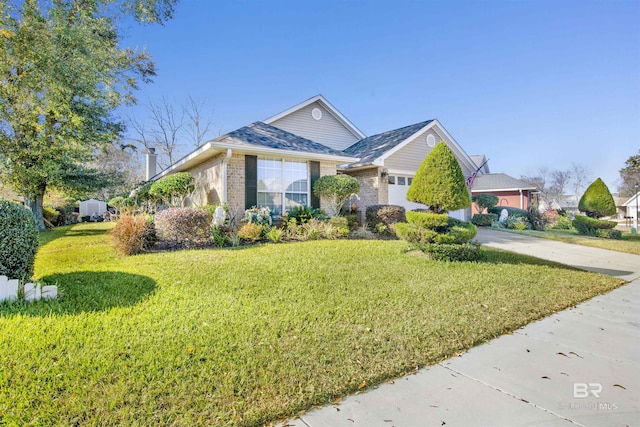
[0,0,177,229]
[406,142,471,213]
[618,150,640,197]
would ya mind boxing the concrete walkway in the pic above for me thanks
[282,230,640,427]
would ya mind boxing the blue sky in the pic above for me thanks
[122,0,640,192]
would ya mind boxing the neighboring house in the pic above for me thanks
[622,193,640,221]
[149,95,511,221]
[470,173,537,214]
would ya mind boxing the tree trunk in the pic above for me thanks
[25,193,46,231]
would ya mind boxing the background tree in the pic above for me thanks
[570,162,592,201]
[407,142,471,213]
[618,150,640,197]
[0,0,176,229]
[129,95,215,170]
[87,143,143,201]
[578,178,616,218]
[313,174,360,216]
[521,164,591,208]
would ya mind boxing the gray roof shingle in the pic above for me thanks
[218,121,350,157]
[471,173,537,191]
[342,120,433,167]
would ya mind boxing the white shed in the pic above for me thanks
[79,199,107,217]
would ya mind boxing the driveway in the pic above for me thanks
[475,228,640,282]
[282,230,640,427]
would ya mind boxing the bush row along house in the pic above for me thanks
[148,95,535,221]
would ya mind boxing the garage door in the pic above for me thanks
[388,174,467,220]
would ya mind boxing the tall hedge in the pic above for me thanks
[0,198,39,280]
[578,178,616,218]
[406,142,471,213]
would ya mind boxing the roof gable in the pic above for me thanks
[342,120,433,167]
[342,120,478,178]
[263,95,365,151]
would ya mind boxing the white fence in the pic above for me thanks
[0,276,58,302]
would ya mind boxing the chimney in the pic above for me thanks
[145,148,157,181]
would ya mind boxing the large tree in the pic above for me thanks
[0,0,176,229]
[618,150,640,197]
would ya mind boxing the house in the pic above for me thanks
[622,192,640,223]
[150,95,509,222]
[469,173,537,214]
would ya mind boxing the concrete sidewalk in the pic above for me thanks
[282,230,640,427]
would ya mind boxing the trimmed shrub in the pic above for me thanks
[406,142,471,213]
[155,208,212,248]
[237,223,263,242]
[365,205,406,228]
[111,214,156,256]
[488,206,529,219]
[597,229,622,239]
[0,198,39,280]
[406,211,448,230]
[472,213,498,227]
[419,242,481,262]
[573,215,616,237]
[313,174,360,216]
[395,222,438,244]
[149,172,195,207]
[472,193,499,213]
[434,222,477,244]
[578,178,616,218]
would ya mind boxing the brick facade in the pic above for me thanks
[343,167,389,223]
[226,153,246,222]
[188,154,225,206]
[471,190,532,215]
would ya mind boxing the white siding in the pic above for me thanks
[383,127,475,178]
[269,101,360,151]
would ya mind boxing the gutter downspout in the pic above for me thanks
[222,149,232,203]
[519,189,523,209]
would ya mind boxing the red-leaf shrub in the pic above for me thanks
[111,213,157,255]
[155,208,212,248]
[365,205,406,229]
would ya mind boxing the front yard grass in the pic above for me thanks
[493,227,640,255]
[0,222,623,426]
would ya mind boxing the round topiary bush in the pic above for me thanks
[0,198,39,280]
[578,178,616,218]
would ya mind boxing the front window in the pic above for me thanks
[257,158,308,214]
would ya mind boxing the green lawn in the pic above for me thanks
[0,223,623,426]
[493,227,640,255]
